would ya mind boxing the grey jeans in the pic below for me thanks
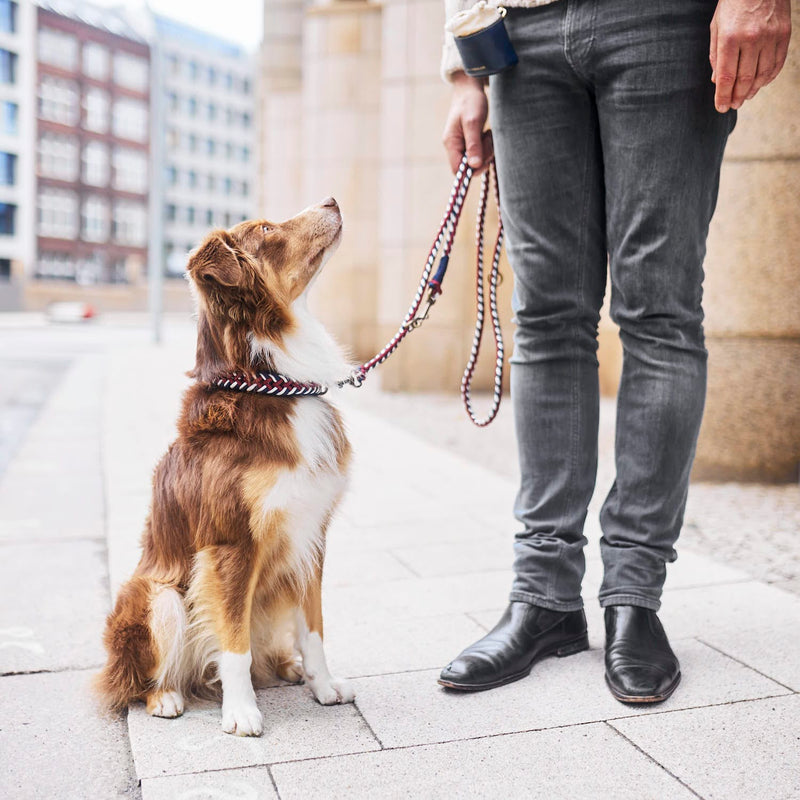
[490,0,735,612]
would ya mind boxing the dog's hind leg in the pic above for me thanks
[95,577,187,715]
[189,544,263,736]
[294,570,355,705]
[144,583,188,718]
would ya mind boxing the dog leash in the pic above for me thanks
[338,153,505,427]
[213,154,506,426]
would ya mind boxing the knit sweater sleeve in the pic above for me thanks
[440,0,476,82]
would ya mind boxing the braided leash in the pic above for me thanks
[211,154,506,427]
[461,160,504,426]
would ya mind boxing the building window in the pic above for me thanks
[166,165,177,185]
[38,133,80,181]
[113,52,149,92]
[188,60,198,80]
[1,100,17,134]
[38,28,79,71]
[205,209,214,226]
[206,138,215,156]
[82,140,109,186]
[207,102,216,121]
[207,174,215,191]
[0,1,17,34]
[223,177,232,195]
[167,54,179,74]
[112,98,148,142]
[241,146,251,163]
[242,181,249,198]
[167,92,178,111]
[112,200,147,246]
[112,146,148,193]
[187,96,197,117]
[242,78,251,95]
[208,66,216,85]
[0,257,10,279]
[0,151,15,185]
[0,202,15,235]
[187,170,197,188]
[83,87,109,133]
[0,49,17,85]
[81,195,109,243]
[224,72,233,90]
[82,42,109,80]
[37,189,79,239]
[225,142,233,160]
[37,251,75,280]
[39,76,79,125]
[166,203,176,222]
[242,112,251,129]
[186,206,195,224]
[188,134,197,152]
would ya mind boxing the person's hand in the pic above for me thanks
[710,0,792,112]
[442,71,494,174]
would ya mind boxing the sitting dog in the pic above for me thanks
[96,198,354,736]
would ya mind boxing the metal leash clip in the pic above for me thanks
[402,286,440,331]
[337,367,367,389]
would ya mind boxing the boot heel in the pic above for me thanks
[556,634,589,657]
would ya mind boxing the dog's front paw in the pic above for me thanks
[311,678,355,705]
[146,690,184,718]
[221,701,263,736]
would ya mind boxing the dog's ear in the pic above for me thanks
[188,232,242,288]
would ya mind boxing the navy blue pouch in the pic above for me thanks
[453,8,518,78]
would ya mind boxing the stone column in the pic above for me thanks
[259,0,305,219]
[377,0,513,392]
[300,0,382,360]
[693,7,800,482]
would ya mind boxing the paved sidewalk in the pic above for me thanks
[1,319,799,799]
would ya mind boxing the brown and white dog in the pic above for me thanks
[96,198,354,736]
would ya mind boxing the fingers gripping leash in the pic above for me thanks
[338,153,506,427]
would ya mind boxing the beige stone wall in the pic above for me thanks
[377,0,513,393]
[301,1,382,360]
[693,4,800,481]
[257,0,799,480]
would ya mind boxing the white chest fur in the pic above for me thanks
[258,400,348,580]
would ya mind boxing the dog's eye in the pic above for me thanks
[261,224,273,234]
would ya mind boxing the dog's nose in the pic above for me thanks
[321,197,338,209]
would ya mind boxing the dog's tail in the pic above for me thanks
[95,576,188,710]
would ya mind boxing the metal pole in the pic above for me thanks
[147,35,164,344]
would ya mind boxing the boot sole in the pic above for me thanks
[605,670,682,705]
[437,632,590,692]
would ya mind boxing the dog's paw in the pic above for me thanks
[311,678,355,706]
[146,690,184,718]
[221,701,263,737]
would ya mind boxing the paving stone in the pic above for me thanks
[662,581,800,691]
[321,612,488,678]
[0,670,138,799]
[128,686,379,779]
[272,721,696,800]
[142,767,278,800]
[322,547,416,587]
[610,694,800,800]
[323,571,514,624]
[0,539,108,674]
[350,640,789,749]
[325,512,509,554]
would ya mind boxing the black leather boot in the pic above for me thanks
[438,601,589,691]
[604,605,681,704]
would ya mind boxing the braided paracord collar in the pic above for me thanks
[211,370,328,397]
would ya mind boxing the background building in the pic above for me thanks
[0,0,35,310]
[154,15,257,279]
[29,0,150,307]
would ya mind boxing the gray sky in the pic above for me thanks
[89,0,264,50]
